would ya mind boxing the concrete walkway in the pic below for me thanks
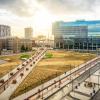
[0,47,47,100]
[0,60,7,65]
[63,69,100,100]
[13,56,100,100]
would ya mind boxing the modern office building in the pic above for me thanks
[0,25,11,37]
[53,20,100,50]
[25,27,33,39]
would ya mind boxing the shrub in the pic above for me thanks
[10,72,14,76]
[45,53,53,58]
[26,68,29,71]
[12,80,17,84]
[20,54,30,59]
[33,62,35,64]
[30,64,32,67]
[17,68,20,70]
[20,73,24,78]
[22,64,25,66]
[0,79,4,83]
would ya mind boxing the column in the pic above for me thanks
[63,43,64,49]
[59,42,60,49]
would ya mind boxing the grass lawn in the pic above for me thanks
[20,53,33,60]
[0,52,34,78]
[10,50,96,99]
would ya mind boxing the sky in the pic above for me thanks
[0,0,100,37]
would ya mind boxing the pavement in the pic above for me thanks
[62,69,100,100]
[13,56,100,100]
[0,60,7,65]
[91,89,100,100]
[0,47,47,100]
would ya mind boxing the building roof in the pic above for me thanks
[56,20,100,26]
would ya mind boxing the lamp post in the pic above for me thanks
[70,65,71,81]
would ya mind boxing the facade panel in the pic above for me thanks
[53,20,100,50]
[0,25,11,37]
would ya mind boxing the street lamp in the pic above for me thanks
[70,65,72,81]
[98,68,100,89]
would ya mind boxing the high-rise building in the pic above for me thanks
[0,25,11,37]
[25,27,33,39]
[52,22,88,38]
[53,20,100,50]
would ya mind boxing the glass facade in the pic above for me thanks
[53,20,100,50]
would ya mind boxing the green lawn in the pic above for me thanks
[0,52,35,78]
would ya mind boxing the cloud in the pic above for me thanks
[37,0,100,15]
[0,0,100,18]
[0,0,36,16]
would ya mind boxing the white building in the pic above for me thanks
[25,27,33,39]
[0,25,11,37]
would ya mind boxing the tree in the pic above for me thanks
[25,47,28,51]
[21,45,26,52]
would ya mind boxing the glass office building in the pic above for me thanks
[52,20,100,50]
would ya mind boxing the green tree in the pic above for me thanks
[21,45,26,52]
[25,47,28,52]
[45,53,53,58]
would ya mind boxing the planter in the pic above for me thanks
[10,73,13,76]
[29,59,32,61]
[26,68,29,71]
[0,79,4,83]
[26,61,28,63]
[12,80,17,84]
[22,64,25,66]
[17,68,20,70]
[30,64,32,67]
[33,62,35,64]
[32,57,34,59]
[20,73,24,78]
